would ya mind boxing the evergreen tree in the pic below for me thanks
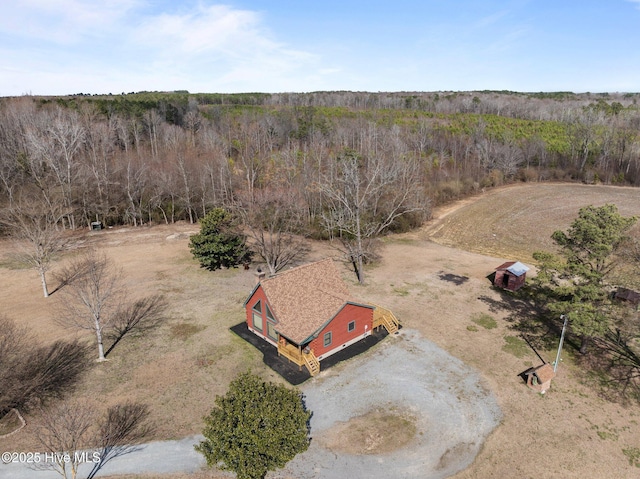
[533,204,637,353]
[189,208,252,271]
[195,372,311,479]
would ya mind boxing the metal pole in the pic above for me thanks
[554,314,568,373]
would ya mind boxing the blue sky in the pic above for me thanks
[2,0,640,96]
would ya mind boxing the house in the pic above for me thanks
[493,261,530,292]
[244,259,399,376]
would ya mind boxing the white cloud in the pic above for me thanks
[0,2,326,95]
[0,0,143,44]
[126,4,319,92]
[134,5,265,55]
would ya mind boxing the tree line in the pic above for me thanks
[1,90,640,235]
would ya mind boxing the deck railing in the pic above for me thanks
[277,341,321,376]
[371,303,400,334]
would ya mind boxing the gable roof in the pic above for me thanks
[496,261,530,277]
[533,363,555,383]
[250,259,369,344]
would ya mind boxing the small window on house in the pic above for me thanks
[347,320,356,332]
[267,321,278,341]
[252,300,262,332]
[323,331,332,347]
[266,304,275,323]
[252,300,262,313]
[252,311,262,331]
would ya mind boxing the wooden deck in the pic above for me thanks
[277,341,320,376]
[275,303,399,376]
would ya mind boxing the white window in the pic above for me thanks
[267,322,278,341]
[323,331,332,347]
[252,301,262,331]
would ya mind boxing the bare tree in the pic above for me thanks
[57,251,123,361]
[241,188,309,276]
[57,252,165,361]
[25,106,85,229]
[33,400,98,479]
[1,200,66,297]
[32,399,153,479]
[317,150,428,283]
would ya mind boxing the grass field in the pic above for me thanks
[424,182,640,262]
[1,182,640,479]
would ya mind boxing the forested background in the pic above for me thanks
[1,90,639,232]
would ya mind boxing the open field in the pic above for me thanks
[422,182,640,262]
[1,183,640,478]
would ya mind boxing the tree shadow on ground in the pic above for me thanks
[584,331,640,404]
[477,286,579,353]
[87,445,144,479]
[438,271,469,286]
[481,285,640,404]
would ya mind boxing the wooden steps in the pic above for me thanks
[371,304,400,335]
[303,350,320,376]
[380,310,399,334]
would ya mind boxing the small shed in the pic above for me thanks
[522,363,556,393]
[494,261,529,292]
[614,287,640,306]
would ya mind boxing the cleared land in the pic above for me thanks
[1,183,640,479]
[423,182,640,261]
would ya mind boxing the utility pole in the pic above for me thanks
[553,314,568,373]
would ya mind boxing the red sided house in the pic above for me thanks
[244,259,399,376]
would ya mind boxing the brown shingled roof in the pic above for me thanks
[259,259,367,344]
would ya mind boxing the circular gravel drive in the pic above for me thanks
[277,329,502,479]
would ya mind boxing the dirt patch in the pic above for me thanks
[318,407,417,455]
[437,442,475,471]
[170,322,206,340]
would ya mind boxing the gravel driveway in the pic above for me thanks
[278,328,502,479]
[2,329,500,479]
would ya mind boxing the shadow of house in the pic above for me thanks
[231,321,390,385]
[493,261,530,292]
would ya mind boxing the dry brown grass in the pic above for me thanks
[318,407,417,455]
[422,182,640,262]
[2,183,640,478]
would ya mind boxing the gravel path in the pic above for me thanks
[277,328,502,479]
[1,329,500,479]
